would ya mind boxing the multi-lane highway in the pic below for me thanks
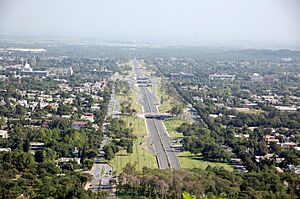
[134,61,180,170]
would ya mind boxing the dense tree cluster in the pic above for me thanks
[104,118,136,160]
[117,164,300,199]
[0,151,95,199]
[178,123,232,162]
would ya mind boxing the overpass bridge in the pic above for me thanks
[144,113,172,119]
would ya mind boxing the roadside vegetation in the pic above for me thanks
[108,116,158,174]
[178,151,233,171]
[163,117,184,138]
[107,80,158,174]
[115,80,142,113]
[117,163,299,199]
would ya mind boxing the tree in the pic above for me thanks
[169,105,183,116]
[97,190,109,199]
[104,145,115,160]
[35,150,45,163]
[127,144,133,154]
[15,105,27,116]
[182,191,196,199]
[0,116,6,127]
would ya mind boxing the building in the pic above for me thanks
[169,73,181,80]
[49,67,73,76]
[0,130,8,139]
[209,74,235,82]
[81,113,95,122]
[72,121,88,129]
[251,73,263,82]
[0,148,11,152]
[280,142,298,148]
[57,157,81,164]
[255,153,275,162]
[30,142,45,150]
[234,134,250,139]
[275,106,298,112]
[180,72,194,81]
[167,72,194,81]
[137,77,151,85]
[19,63,48,77]
[90,69,113,78]
[5,64,23,72]
[281,58,292,62]
[264,135,280,144]
[20,70,49,77]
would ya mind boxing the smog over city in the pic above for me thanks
[0,1,300,199]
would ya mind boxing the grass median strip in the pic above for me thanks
[116,89,142,113]
[109,116,158,174]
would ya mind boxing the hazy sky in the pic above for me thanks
[0,0,300,46]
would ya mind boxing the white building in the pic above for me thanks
[209,74,235,82]
[275,106,298,112]
[0,130,8,139]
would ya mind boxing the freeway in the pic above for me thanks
[134,61,180,170]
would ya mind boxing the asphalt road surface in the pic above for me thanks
[107,92,121,118]
[88,161,115,193]
[133,61,180,170]
[86,93,117,196]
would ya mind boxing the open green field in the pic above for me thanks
[164,117,185,138]
[109,145,157,175]
[178,151,233,171]
[109,116,158,174]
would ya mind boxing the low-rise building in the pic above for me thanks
[57,157,81,164]
[0,130,8,139]
[72,121,88,129]
[264,135,280,144]
[209,74,235,82]
[279,142,298,148]
[81,113,95,122]
[30,142,45,150]
[275,106,298,112]
[0,148,11,152]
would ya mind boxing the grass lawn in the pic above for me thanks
[109,144,157,175]
[121,116,147,137]
[178,151,233,171]
[164,117,185,139]
[109,115,158,174]
[131,89,143,113]
[156,86,174,113]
